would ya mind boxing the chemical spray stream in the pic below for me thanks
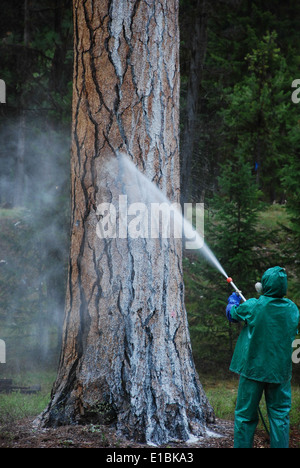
[116,152,229,280]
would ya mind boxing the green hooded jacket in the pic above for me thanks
[230,267,299,383]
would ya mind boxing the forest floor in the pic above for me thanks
[0,417,300,449]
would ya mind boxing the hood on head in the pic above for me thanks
[262,266,288,298]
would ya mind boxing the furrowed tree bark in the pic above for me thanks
[40,0,214,444]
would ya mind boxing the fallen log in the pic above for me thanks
[0,379,41,394]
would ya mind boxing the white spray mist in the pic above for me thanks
[115,152,228,279]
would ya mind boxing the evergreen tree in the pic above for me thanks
[208,155,265,293]
[219,31,291,202]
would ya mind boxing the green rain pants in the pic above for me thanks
[234,376,292,449]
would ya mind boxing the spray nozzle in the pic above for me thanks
[226,277,247,303]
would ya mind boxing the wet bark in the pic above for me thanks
[40,0,214,444]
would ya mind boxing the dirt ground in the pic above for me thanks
[0,417,299,449]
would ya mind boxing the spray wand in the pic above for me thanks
[226,277,247,303]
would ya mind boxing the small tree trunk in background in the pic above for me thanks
[14,0,30,206]
[14,110,26,206]
[181,0,208,204]
[40,0,214,444]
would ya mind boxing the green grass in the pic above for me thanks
[0,391,49,424]
[257,204,291,232]
[0,370,55,424]
[291,386,300,428]
[201,376,238,421]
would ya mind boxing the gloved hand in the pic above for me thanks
[226,293,242,323]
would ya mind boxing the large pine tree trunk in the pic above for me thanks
[40,0,214,444]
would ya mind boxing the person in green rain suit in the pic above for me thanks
[226,266,299,449]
